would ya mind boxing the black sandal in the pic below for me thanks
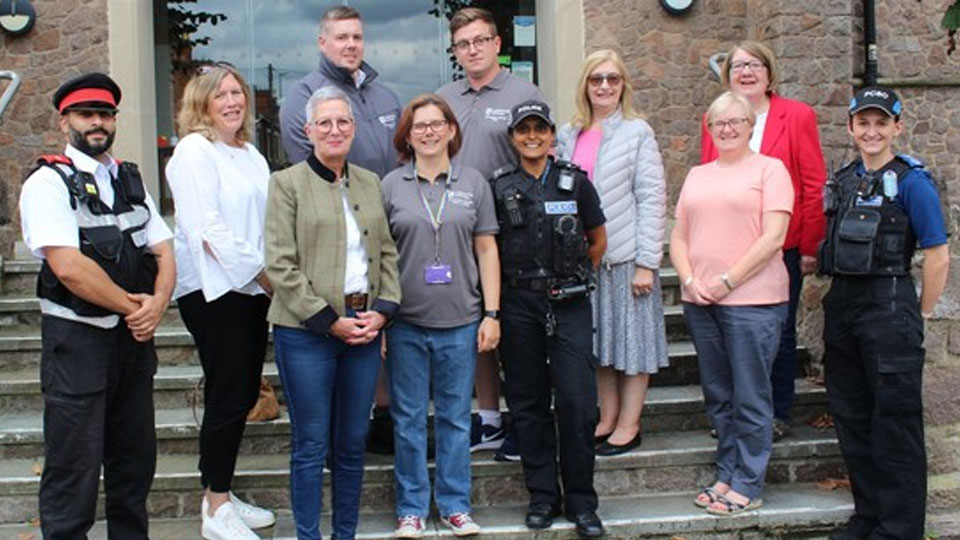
[705,493,763,515]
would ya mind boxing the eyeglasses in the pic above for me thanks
[449,35,495,53]
[513,122,552,135]
[708,117,750,131]
[730,60,765,73]
[311,118,355,133]
[587,73,624,87]
[411,120,448,134]
[196,61,236,76]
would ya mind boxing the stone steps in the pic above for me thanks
[0,424,843,523]
[0,483,852,540]
[0,256,850,535]
[0,294,185,327]
[0,380,830,457]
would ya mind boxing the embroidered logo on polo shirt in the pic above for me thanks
[485,108,511,123]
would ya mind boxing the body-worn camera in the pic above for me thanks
[504,188,524,227]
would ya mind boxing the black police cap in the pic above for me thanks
[53,72,122,114]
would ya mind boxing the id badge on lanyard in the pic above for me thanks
[417,166,453,285]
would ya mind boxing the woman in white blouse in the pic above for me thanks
[165,63,276,540]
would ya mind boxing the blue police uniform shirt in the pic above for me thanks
[856,158,948,248]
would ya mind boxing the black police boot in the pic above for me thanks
[565,511,605,538]
[525,503,560,530]
[365,405,394,455]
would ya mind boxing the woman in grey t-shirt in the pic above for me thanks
[380,93,501,538]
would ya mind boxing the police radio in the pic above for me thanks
[823,159,840,216]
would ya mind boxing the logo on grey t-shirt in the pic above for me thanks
[484,108,511,123]
[447,190,476,209]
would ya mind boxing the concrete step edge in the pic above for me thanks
[0,482,852,539]
[0,426,840,494]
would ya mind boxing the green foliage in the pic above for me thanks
[942,0,960,54]
[167,0,228,73]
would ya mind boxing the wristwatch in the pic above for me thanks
[484,310,500,320]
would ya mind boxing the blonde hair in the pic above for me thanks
[705,91,757,127]
[177,64,253,144]
[719,40,779,93]
[571,49,640,128]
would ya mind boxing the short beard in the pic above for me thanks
[69,126,115,157]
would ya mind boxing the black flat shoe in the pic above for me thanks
[565,511,605,538]
[595,432,642,456]
[525,503,559,530]
[594,433,612,445]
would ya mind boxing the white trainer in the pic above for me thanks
[229,492,276,529]
[201,498,260,540]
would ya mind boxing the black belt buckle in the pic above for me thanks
[344,293,368,310]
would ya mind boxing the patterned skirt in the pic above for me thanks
[591,261,670,375]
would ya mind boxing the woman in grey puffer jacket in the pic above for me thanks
[557,49,669,456]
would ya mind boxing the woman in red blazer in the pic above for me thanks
[700,41,826,441]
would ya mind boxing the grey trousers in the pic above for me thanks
[683,302,787,500]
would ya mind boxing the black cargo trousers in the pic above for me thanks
[499,286,599,516]
[39,315,158,540]
[823,276,926,540]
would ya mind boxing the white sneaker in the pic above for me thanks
[229,492,276,529]
[201,498,260,540]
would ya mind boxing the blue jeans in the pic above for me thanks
[273,325,381,540]
[771,248,803,422]
[683,302,786,500]
[386,321,478,518]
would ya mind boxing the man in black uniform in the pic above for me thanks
[490,101,607,539]
[820,86,949,540]
[18,73,176,539]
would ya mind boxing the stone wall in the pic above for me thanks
[0,0,110,258]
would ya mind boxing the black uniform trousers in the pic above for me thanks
[499,286,599,514]
[39,316,158,540]
[823,276,926,540]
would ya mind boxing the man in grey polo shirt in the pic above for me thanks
[437,6,545,460]
[280,5,400,177]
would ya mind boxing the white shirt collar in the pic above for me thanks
[65,144,117,178]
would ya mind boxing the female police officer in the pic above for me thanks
[820,86,949,540]
[491,100,607,539]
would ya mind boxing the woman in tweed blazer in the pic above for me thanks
[557,49,669,456]
[264,86,401,540]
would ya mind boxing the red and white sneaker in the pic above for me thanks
[395,515,424,539]
[441,513,481,536]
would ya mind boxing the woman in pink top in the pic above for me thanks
[670,91,793,516]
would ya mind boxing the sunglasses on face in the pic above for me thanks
[587,73,623,87]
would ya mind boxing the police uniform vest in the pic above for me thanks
[820,156,925,277]
[34,155,158,318]
[491,159,592,288]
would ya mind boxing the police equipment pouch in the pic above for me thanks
[504,188,524,227]
[834,208,881,275]
[81,225,123,262]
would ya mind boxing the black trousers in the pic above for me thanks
[500,287,598,514]
[178,291,270,492]
[823,276,926,540]
[39,316,158,540]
